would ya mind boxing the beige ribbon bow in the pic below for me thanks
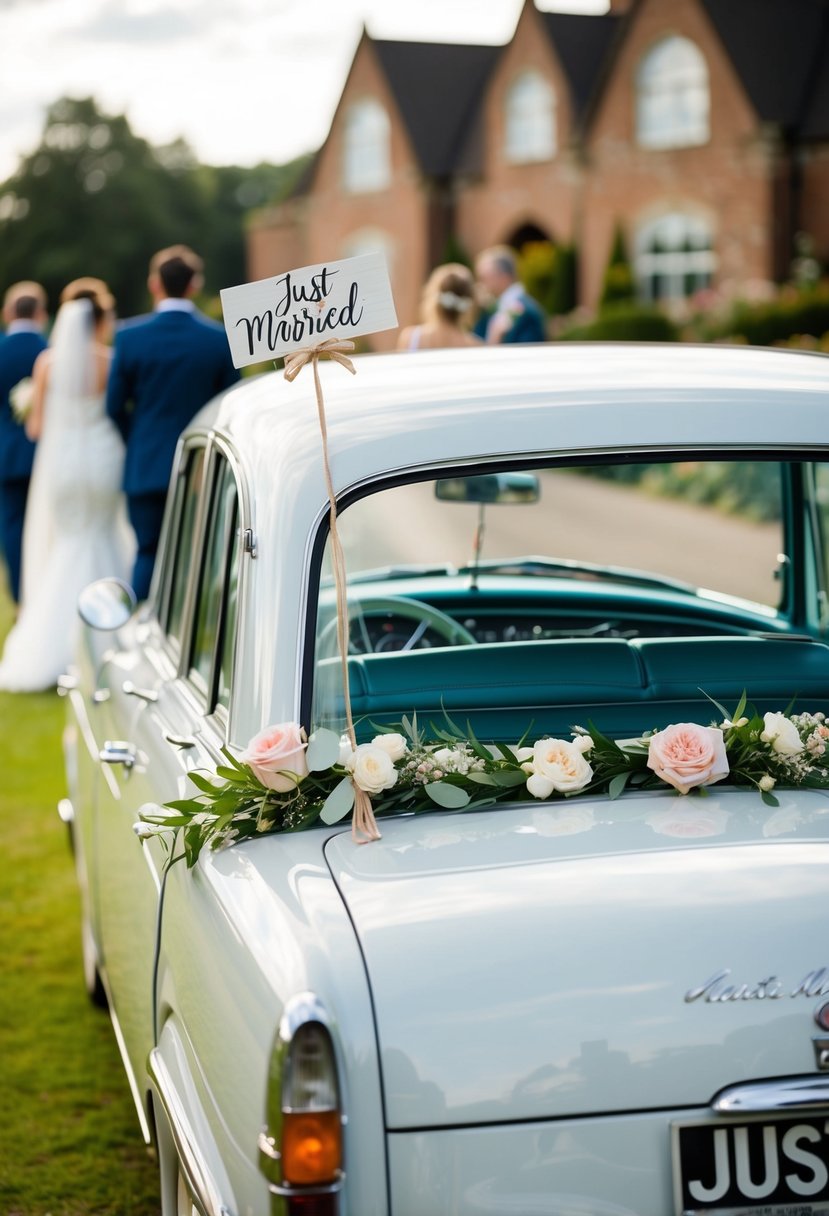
[283,338,381,844]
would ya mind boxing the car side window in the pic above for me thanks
[188,458,239,710]
[165,446,207,647]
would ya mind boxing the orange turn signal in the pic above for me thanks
[282,1110,342,1186]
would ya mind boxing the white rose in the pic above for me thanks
[758,774,776,792]
[338,736,355,766]
[526,737,593,798]
[371,732,409,761]
[760,712,803,756]
[347,743,399,795]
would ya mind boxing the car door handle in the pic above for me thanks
[122,680,158,703]
[165,733,196,749]
[99,741,137,769]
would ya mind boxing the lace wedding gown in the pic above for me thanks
[0,300,133,692]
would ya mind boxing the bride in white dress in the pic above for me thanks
[0,278,133,692]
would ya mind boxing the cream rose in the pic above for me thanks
[646,723,729,794]
[240,722,309,793]
[347,743,399,795]
[761,712,803,756]
[371,732,409,761]
[525,738,593,799]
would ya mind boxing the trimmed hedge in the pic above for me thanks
[558,303,679,342]
[696,283,829,346]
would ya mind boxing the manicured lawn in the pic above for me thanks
[0,590,160,1215]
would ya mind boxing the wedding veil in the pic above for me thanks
[18,298,97,603]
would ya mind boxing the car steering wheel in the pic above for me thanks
[317,594,477,657]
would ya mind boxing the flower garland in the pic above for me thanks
[136,694,829,869]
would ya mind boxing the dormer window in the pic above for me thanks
[343,98,391,194]
[505,71,556,163]
[636,36,709,149]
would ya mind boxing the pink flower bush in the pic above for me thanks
[646,723,729,795]
[239,722,309,792]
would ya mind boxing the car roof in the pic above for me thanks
[199,343,829,506]
[188,343,829,739]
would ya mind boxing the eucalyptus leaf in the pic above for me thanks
[306,727,341,772]
[320,776,356,824]
[608,772,630,800]
[489,770,527,787]
[425,781,470,808]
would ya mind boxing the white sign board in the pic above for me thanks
[220,252,398,368]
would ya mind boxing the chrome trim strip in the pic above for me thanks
[148,1046,234,1216]
[713,1075,829,1114]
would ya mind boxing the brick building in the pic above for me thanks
[248,0,829,349]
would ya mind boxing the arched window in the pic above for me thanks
[636,36,709,149]
[635,213,716,302]
[505,71,556,163]
[342,98,391,194]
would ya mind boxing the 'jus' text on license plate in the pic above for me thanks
[674,1117,829,1212]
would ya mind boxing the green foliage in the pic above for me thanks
[579,460,782,522]
[440,231,473,270]
[0,96,311,317]
[559,302,678,342]
[599,221,635,309]
[0,589,159,1214]
[694,281,829,347]
[517,240,578,317]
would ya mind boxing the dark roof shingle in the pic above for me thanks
[372,39,500,176]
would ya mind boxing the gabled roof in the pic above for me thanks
[700,0,829,132]
[372,39,500,177]
[537,11,621,124]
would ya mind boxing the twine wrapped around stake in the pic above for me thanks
[283,339,381,843]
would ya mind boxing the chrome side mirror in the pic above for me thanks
[78,578,137,631]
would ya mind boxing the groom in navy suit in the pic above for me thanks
[473,246,546,344]
[0,282,48,603]
[106,245,240,600]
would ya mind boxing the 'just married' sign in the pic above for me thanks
[219,252,398,368]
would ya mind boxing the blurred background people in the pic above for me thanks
[398,263,482,352]
[0,278,131,691]
[0,281,48,605]
[474,245,546,344]
[106,244,240,600]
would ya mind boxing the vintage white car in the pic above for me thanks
[62,342,829,1216]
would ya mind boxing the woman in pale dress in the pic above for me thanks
[397,263,483,352]
[0,278,132,691]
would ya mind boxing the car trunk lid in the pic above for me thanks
[324,791,829,1129]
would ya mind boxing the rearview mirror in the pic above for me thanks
[77,578,137,631]
[435,472,540,505]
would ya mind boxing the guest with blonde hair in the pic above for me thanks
[398,263,482,352]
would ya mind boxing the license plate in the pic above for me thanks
[672,1114,829,1214]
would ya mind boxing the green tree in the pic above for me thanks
[599,221,636,310]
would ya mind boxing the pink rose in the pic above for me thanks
[240,722,309,792]
[646,723,729,795]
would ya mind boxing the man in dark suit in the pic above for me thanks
[474,246,546,344]
[0,282,48,604]
[106,245,240,600]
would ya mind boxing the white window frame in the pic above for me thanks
[636,36,710,150]
[504,70,556,164]
[342,98,391,194]
[635,212,716,303]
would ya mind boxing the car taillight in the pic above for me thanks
[259,997,343,1216]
